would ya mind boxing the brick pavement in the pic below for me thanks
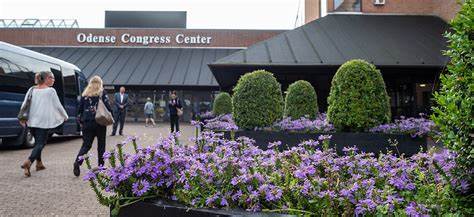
[0,123,195,217]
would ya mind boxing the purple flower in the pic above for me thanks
[220,197,228,206]
[370,115,438,138]
[272,113,335,132]
[103,151,112,160]
[205,194,219,206]
[405,202,429,217]
[132,179,151,196]
[267,141,282,149]
[318,134,332,141]
[83,171,96,181]
[204,114,238,131]
[190,120,202,127]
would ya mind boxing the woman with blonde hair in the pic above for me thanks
[73,75,112,176]
[19,71,68,177]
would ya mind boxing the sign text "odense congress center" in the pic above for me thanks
[76,33,213,45]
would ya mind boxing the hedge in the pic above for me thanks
[212,92,232,115]
[432,0,474,182]
[232,70,283,129]
[327,59,391,132]
[284,80,318,119]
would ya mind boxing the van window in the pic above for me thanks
[63,68,78,98]
[0,49,60,93]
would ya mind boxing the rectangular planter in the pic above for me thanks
[115,199,294,217]
[223,131,426,157]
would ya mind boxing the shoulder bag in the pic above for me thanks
[17,86,36,121]
[95,92,114,126]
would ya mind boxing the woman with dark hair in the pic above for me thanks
[19,71,68,177]
[168,91,182,133]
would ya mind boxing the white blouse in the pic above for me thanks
[22,87,69,129]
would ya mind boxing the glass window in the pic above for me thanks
[333,0,361,12]
[63,68,78,98]
[0,49,60,93]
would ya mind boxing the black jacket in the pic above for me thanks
[78,91,112,123]
[168,98,182,116]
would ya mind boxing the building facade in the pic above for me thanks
[0,28,283,121]
[305,0,460,23]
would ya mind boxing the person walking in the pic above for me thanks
[73,76,112,176]
[144,97,156,127]
[168,91,183,133]
[191,96,200,120]
[111,86,128,136]
[19,71,68,177]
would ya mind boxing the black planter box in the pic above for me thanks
[116,199,295,217]
[223,131,426,157]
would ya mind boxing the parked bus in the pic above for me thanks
[0,41,87,147]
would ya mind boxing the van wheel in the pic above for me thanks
[23,128,35,148]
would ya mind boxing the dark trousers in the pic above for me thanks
[112,109,126,135]
[28,127,49,163]
[76,121,106,166]
[170,115,179,132]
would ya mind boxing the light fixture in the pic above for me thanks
[419,84,426,87]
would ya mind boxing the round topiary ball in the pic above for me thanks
[284,80,318,119]
[327,59,391,132]
[212,92,232,115]
[232,70,283,129]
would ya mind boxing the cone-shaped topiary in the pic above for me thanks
[232,70,283,129]
[284,80,318,119]
[328,59,391,132]
[212,92,232,115]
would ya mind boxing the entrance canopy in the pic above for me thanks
[28,47,240,89]
[209,14,449,89]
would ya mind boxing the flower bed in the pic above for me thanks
[200,114,438,138]
[271,113,334,133]
[369,114,438,138]
[200,114,434,156]
[83,133,468,216]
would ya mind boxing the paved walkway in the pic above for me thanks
[0,123,196,217]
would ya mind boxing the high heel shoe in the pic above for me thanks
[36,160,46,171]
[20,160,31,177]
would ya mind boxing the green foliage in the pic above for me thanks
[284,80,318,119]
[232,70,283,129]
[212,92,233,115]
[431,0,474,180]
[327,59,391,132]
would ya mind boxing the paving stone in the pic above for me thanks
[0,123,195,216]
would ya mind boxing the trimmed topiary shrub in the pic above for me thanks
[212,92,232,115]
[327,59,391,132]
[284,80,318,119]
[432,0,473,183]
[232,70,283,130]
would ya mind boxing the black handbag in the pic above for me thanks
[17,86,36,121]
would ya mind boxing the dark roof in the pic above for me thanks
[211,14,449,67]
[28,47,240,87]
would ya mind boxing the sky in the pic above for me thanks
[0,0,305,29]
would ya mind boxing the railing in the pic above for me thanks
[0,19,79,28]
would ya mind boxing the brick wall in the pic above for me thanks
[362,0,434,14]
[432,0,460,22]
[306,0,460,23]
[0,28,283,48]
[305,0,320,23]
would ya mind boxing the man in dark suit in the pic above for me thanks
[111,86,128,136]
[168,90,182,133]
